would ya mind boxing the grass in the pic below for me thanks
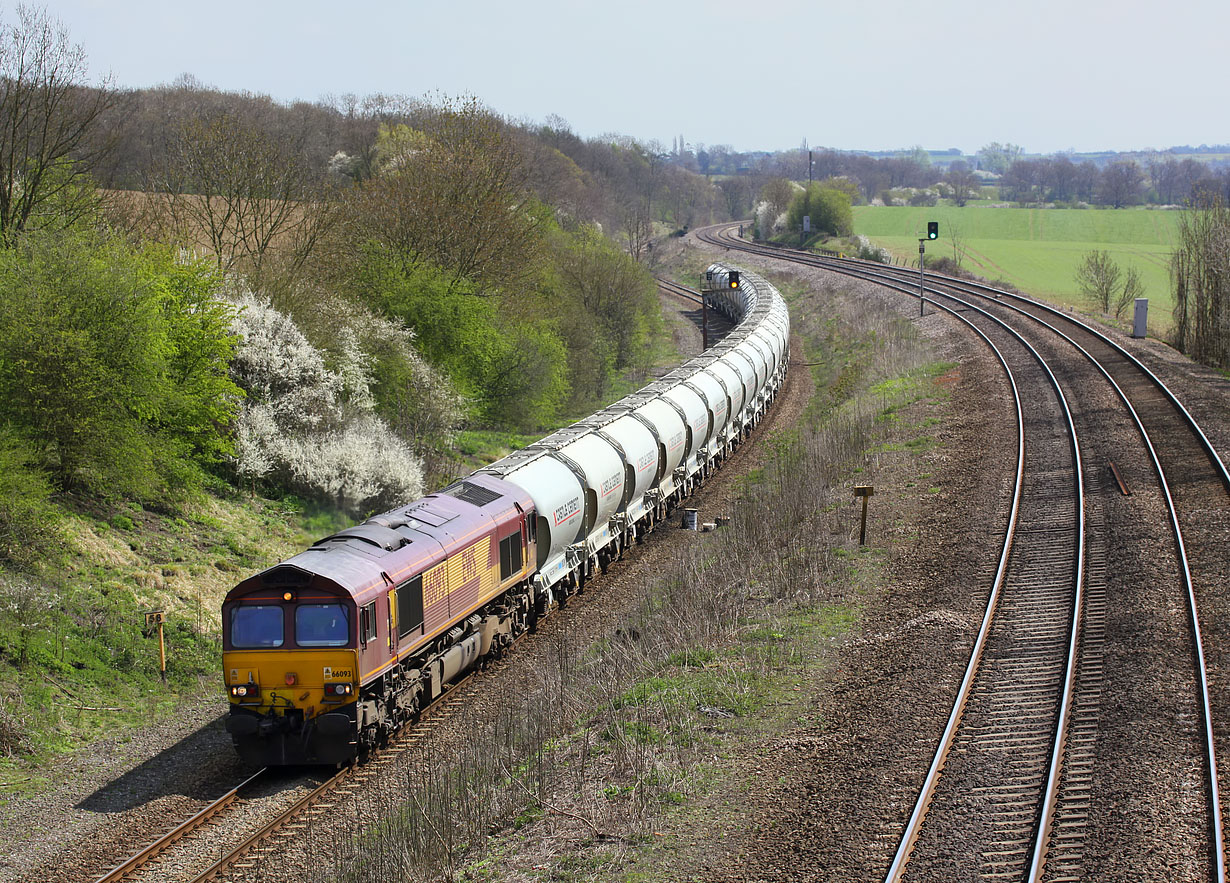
[853,205,1181,330]
[0,489,343,775]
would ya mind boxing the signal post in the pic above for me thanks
[919,221,938,317]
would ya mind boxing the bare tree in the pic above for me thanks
[949,221,968,271]
[759,177,795,221]
[1115,265,1144,319]
[943,161,979,207]
[1098,160,1144,208]
[620,200,652,263]
[155,112,335,290]
[350,96,544,295]
[1172,194,1230,369]
[0,5,114,239]
[1075,250,1121,313]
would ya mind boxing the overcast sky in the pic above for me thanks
[26,0,1230,156]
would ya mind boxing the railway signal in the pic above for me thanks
[729,270,740,288]
[927,221,939,240]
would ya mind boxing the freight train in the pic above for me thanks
[221,264,790,765]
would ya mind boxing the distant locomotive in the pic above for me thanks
[221,264,790,765]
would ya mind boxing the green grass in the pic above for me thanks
[0,490,340,774]
[853,205,1180,329]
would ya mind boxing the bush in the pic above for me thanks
[854,235,891,263]
[785,184,853,237]
[227,290,425,514]
[0,230,240,500]
[0,426,61,569]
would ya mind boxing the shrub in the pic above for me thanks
[227,291,425,513]
[0,426,60,569]
[0,230,240,500]
[785,184,853,237]
[855,235,891,263]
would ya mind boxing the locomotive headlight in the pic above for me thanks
[230,683,259,699]
[323,682,354,698]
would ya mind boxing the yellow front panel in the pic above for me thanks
[224,649,357,719]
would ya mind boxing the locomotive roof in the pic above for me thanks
[226,474,533,604]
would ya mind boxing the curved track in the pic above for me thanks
[697,222,1230,881]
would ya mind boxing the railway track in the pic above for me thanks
[696,223,1230,881]
[655,276,703,306]
[89,664,488,883]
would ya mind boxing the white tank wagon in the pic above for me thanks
[479,263,788,619]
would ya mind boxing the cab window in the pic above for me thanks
[230,605,284,648]
[295,603,351,647]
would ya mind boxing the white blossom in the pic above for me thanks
[225,289,427,512]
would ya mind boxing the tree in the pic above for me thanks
[759,177,795,221]
[949,222,968,270]
[0,5,114,240]
[1098,160,1144,208]
[1045,156,1079,202]
[1115,265,1144,319]
[785,183,853,237]
[155,111,334,290]
[1075,250,1122,313]
[1001,159,1044,203]
[715,176,754,219]
[226,291,426,512]
[944,161,979,207]
[1172,194,1230,369]
[0,229,241,498]
[349,97,545,296]
[976,142,1023,175]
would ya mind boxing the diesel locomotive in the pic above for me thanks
[222,264,789,765]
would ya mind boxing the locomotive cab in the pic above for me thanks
[223,567,361,765]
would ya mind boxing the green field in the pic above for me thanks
[853,205,1181,329]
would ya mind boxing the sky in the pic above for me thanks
[23,0,1230,156]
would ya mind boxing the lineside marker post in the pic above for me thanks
[144,610,167,682]
[854,485,874,545]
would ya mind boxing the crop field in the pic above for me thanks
[853,205,1182,329]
